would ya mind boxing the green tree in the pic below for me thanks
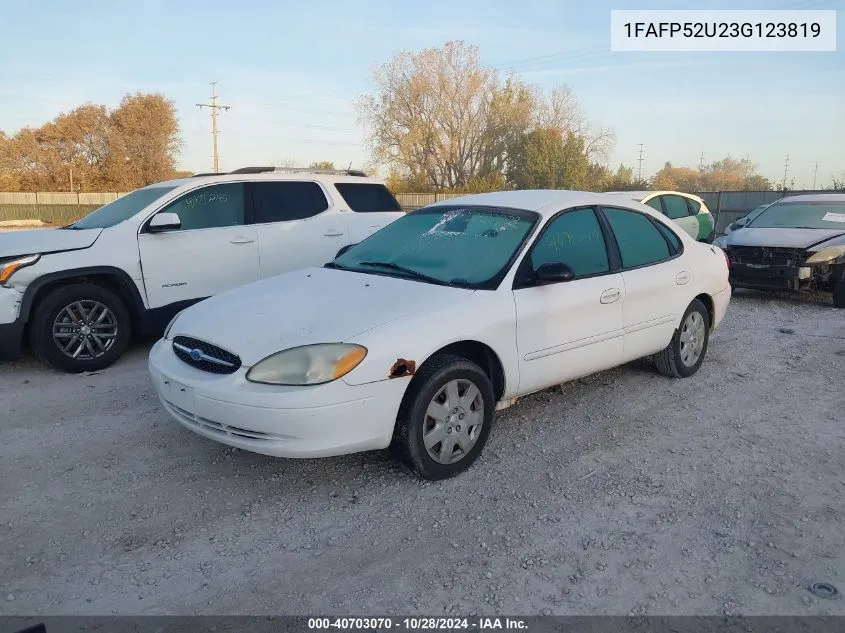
[507,129,590,190]
[357,40,612,191]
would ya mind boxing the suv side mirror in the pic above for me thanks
[535,261,576,283]
[734,217,749,228]
[148,212,181,233]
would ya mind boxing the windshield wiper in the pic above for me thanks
[357,260,447,286]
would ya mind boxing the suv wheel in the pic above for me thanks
[29,284,132,373]
[391,353,495,480]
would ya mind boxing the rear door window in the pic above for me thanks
[334,183,402,213]
[250,181,329,224]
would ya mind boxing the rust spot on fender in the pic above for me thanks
[389,358,416,378]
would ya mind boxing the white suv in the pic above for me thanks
[0,167,405,373]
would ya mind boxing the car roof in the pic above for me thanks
[427,189,664,219]
[606,190,704,202]
[776,193,845,203]
[154,171,386,189]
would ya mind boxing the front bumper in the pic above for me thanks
[148,338,408,458]
[0,286,25,360]
[730,262,806,291]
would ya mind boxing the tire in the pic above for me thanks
[391,353,495,480]
[654,298,711,379]
[29,283,132,373]
[834,282,845,309]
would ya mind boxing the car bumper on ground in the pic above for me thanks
[148,338,409,458]
[0,286,24,360]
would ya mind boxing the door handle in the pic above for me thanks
[230,237,255,245]
[676,271,691,285]
[324,230,345,237]
[600,288,621,304]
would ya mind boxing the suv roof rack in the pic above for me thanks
[191,172,219,177]
[228,166,369,177]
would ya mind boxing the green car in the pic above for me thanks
[608,191,716,243]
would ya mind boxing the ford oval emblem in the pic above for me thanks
[189,348,203,361]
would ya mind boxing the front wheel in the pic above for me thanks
[392,353,495,480]
[654,299,711,378]
[29,283,132,373]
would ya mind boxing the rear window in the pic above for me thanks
[335,183,402,213]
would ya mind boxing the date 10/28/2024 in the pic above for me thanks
[307,617,528,630]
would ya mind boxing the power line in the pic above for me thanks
[782,154,790,190]
[637,144,644,181]
[196,82,231,174]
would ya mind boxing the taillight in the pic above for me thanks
[723,250,730,268]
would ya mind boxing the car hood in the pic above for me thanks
[0,227,103,259]
[170,266,475,366]
[723,227,845,249]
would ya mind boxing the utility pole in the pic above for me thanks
[699,152,705,171]
[637,144,644,181]
[812,161,819,189]
[197,82,231,173]
[69,165,74,193]
[782,154,790,190]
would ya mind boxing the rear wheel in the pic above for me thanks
[833,282,845,309]
[392,353,495,480]
[654,299,710,378]
[29,284,132,373]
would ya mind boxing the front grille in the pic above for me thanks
[172,336,241,374]
[164,401,282,441]
[729,246,805,266]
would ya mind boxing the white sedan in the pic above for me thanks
[148,190,731,479]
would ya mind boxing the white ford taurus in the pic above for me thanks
[148,190,731,479]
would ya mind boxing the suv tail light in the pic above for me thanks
[723,250,730,268]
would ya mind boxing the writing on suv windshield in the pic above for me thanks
[331,205,537,289]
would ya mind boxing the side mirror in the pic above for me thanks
[148,212,181,233]
[535,261,576,283]
[734,217,749,228]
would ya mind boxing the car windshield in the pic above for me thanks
[748,201,845,230]
[331,205,538,289]
[67,185,179,230]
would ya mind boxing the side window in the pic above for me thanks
[645,197,664,213]
[602,207,673,269]
[529,208,609,277]
[159,183,244,231]
[687,198,701,214]
[251,181,329,224]
[335,183,403,213]
[663,195,692,220]
[654,220,682,254]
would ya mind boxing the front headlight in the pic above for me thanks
[805,245,845,264]
[246,343,367,386]
[0,254,40,285]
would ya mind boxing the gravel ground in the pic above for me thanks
[1,291,844,617]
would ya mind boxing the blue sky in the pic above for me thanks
[1,0,843,188]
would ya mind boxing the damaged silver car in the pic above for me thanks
[720,194,845,308]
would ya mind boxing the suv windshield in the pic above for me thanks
[748,201,845,230]
[331,205,538,289]
[68,185,179,230]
